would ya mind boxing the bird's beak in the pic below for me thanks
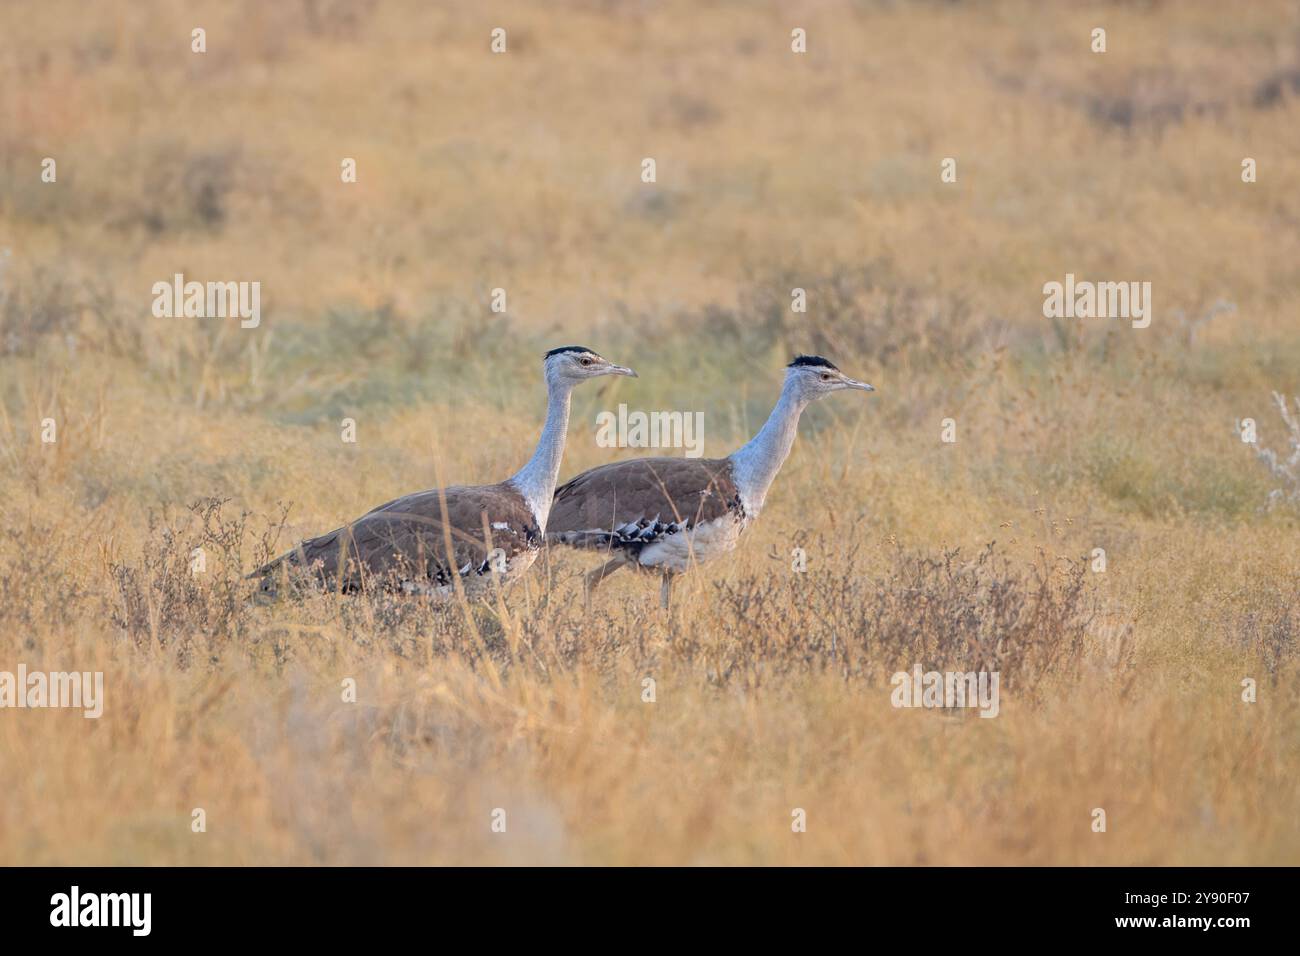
[606,364,638,378]
[842,376,875,392]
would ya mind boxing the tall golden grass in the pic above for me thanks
[0,0,1297,864]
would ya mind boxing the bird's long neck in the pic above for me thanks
[508,378,573,527]
[728,377,807,517]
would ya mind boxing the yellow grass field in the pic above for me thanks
[0,0,1297,865]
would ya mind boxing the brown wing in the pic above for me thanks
[546,457,742,556]
[254,482,540,593]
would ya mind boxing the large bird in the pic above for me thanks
[253,346,636,599]
[546,356,874,607]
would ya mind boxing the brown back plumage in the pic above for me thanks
[254,482,540,594]
[546,457,742,554]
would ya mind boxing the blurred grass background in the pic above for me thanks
[0,0,1297,864]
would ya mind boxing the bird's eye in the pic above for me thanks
[821,373,832,381]
[580,357,592,366]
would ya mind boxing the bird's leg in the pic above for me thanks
[585,557,625,591]
[583,557,626,606]
[659,573,674,611]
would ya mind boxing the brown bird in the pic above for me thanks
[253,346,636,599]
[546,356,874,608]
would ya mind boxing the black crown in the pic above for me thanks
[787,355,839,370]
[545,345,599,358]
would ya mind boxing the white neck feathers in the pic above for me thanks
[508,376,574,527]
[727,377,808,516]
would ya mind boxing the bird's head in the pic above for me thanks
[543,346,637,386]
[784,355,875,401]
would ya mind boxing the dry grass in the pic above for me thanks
[0,0,1297,865]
